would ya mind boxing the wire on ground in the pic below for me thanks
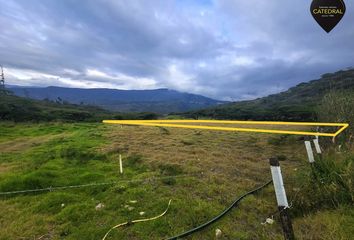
[0,174,196,196]
[166,179,272,240]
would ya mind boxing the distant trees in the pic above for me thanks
[0,92,160,122]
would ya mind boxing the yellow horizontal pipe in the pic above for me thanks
[102,120,349,137]
[104,119,348,127]
[334,123,349,137]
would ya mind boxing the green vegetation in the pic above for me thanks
[317,89,354,146]
[293,153,354,213]
[0,91,159,122]
[289,88,354,237]
[180,68,354,121]
[9,86,223,114]
[307,88,354,210]
[1,121,353,239]
[1,70,353,239]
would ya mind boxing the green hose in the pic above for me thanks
[166,179,272,240]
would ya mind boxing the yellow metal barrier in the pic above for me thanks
[102,120,349,137]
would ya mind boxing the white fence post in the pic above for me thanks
[304,141,315,163]
[269,158,295,240]
[119,154,123,174]
[313,137,322,154]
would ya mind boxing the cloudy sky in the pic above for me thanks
[1,0,353,100]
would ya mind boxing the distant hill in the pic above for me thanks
[180,68,354,121]
[7,86,224,113]
[0,90,159,122]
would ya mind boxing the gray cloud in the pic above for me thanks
[0,0,353,100]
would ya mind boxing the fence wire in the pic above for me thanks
[0,174,197,196]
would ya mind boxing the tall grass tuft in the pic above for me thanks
[317,90,354,147]
[293,154,354,215]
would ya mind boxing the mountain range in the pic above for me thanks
[4,68,354,121]
[7,86,224,114]
[181,68,354,121]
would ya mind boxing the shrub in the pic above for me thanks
[60,146,106,163]
[22,171,57,189]
[34,192,78,214]
[158,127,170,135]
[158,163,183,175]
[181,139,194,145]
[317,90,354,146]
[123,154,149,173]
[161,177,177,185]
[292,154,354,215]
[267,135,289,146]
[125,154,143,167]
[0,170,57,192]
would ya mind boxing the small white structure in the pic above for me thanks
[215,228,222,238]
[95,203,105,210]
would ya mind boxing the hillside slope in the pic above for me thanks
[0,91,158,122]
[181,69,354,121]
[8,87,224,113]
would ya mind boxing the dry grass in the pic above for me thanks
[101,124,306,239]
[0,163,15,174]
[0,122,352,240]
[104,125,304,177]
[0,133,72,153]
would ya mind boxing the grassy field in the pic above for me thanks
[0,122,353,240]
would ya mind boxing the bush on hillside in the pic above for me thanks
[317,90,354,146]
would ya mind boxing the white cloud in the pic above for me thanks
[7,67,158,90]
[232,56,256,67]
[86,69,111,78]
[1,0,353,100]
[164,64,194,90]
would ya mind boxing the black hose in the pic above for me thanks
[166,179,272,240]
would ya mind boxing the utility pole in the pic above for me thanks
[0,65,5,89]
